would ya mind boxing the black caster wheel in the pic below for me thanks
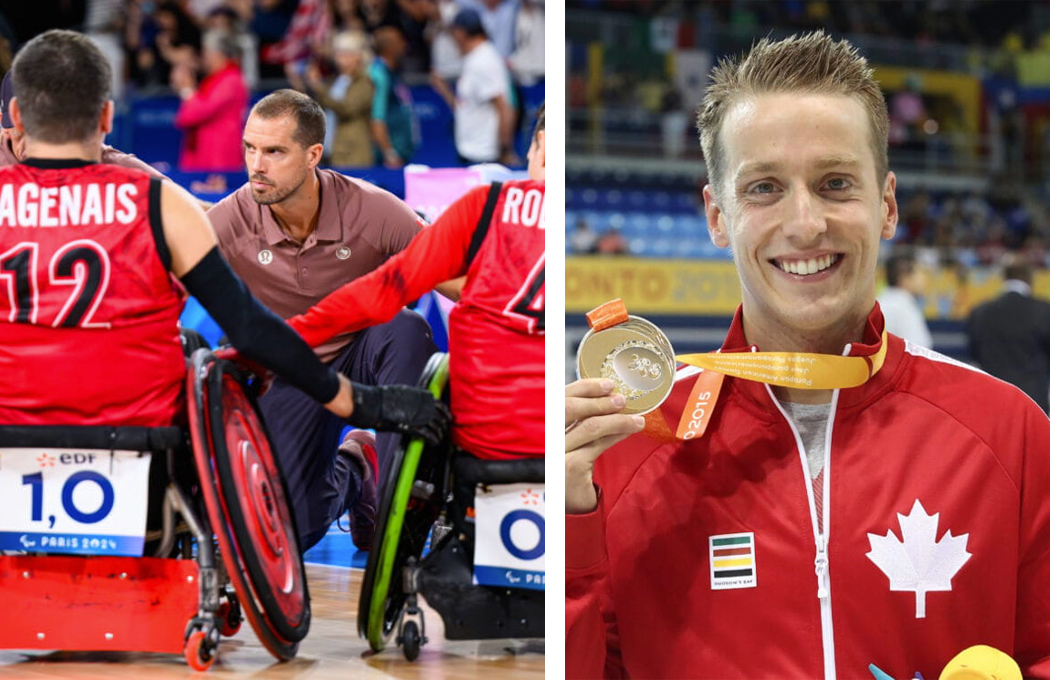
[400,620,422,661]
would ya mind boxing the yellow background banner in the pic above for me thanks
[566,257,1050,320]
[566,258,741,315]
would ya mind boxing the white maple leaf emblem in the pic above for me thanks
[865,499,971,619]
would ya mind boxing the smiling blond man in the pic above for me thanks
[566,32,1050,679]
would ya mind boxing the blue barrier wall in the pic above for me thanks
[161,167,408,203]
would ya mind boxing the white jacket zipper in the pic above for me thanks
[815,529,835,679]
[766,383,841,680]
[815,533,829,599]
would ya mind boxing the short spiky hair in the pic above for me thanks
[697,31,889,194]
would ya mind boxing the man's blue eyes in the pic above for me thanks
[749,179,850,193]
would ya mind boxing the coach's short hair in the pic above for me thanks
[250,89,325,149]
[12,29,112,144]
[697,31,889,196]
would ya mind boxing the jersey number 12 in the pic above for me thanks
[0,240,112,328]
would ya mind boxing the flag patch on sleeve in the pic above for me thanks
[710,532,757,590]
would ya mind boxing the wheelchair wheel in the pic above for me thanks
[218,594,243,637]
[187,350,311,661]
[184,629,216,672]
[358,353,450,652]
[400,620,421,661]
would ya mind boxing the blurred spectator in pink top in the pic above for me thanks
[172,29,249,171]
[889,73,929,149]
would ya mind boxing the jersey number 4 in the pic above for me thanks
[0,240,112,328]
[505,253,544,334]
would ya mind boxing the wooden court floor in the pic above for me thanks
[0,563,545,679]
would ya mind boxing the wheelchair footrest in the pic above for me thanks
[418,535,544,641]
[0,554,199,653]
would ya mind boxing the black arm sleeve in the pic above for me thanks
[180,247,341,404]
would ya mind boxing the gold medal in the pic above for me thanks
[620,317,674,358]
[578,298,891,442]
[578,314,676,415]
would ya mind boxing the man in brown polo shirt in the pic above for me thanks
[207,89,442,552]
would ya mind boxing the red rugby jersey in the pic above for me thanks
[0,160,186,426]
[289,179,545,459]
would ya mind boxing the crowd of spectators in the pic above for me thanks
[569,0,1050,178]
[0,0,545,171]
[567,0,1048,50]
[895,188,1050,269]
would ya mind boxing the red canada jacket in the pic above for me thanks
[566,306,1050,679]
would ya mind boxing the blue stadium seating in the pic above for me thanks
[566,204,730,259]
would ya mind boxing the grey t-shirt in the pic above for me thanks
[781,400,832,479]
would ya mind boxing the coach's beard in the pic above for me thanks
[249,173,304,206]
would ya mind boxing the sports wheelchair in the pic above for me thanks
[358,352,545,661]
[0,349,309,671]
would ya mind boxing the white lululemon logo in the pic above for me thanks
[258,250,273,265]
[336,247,351,260]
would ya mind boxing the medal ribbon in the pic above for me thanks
[675,335,888,391]
[585,299,889,442]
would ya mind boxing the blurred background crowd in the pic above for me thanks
[0,0,544,176]
[566,0,1050,391]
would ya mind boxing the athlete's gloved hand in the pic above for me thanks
[348,383,451,445]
